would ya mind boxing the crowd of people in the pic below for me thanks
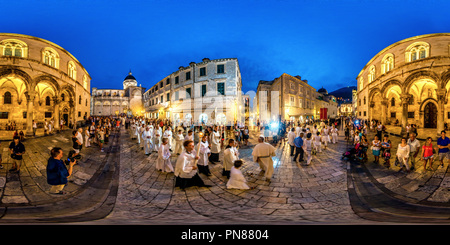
[124,117,256,190]
[345,119,449,173]
[4,112,450,196]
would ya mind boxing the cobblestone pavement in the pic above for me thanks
[102,128,366,224]
[0,126,449,224]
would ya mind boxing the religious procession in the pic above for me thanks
[125,116,342,191]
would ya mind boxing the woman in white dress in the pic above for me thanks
[396,137,411,172]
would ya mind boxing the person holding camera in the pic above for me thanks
[9,136,25,173]
[47,147,76,195]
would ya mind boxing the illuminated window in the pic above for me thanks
[83,75,88,90]
[405,42,429,62]
[381,54,394,74]
[368,65,375,83]
[68,61,77,80]
[42,47,60,68]
[0,39,28,58]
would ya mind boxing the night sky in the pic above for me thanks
[3,0,450,94]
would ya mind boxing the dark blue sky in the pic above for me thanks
[3,0,450,93]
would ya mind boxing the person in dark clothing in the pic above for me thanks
[47,147,76,195]
[9,136,25,173]
[293,133,304,162]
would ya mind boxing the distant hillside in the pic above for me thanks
[328,86,357,100]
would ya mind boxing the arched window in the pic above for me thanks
[68,61,77,80]
[42,47,60,68]
[45,96,51,106]
[359,77,364,91]
[391,97,395,107]
[61,93,65,101]
[83,75,88,90]
[0,39,28,58]
[381,54,394,74]
[79,95,82,104]
[368,65,375,83]
[4,92,12,104]
[405,42,429,62]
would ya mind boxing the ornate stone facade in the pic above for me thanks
[91,72,145,117]
[255,73,337,123]
[356,33,450,135]
[143,58,243,126]
[0,33,91,135]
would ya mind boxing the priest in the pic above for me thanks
[251,136,276,181]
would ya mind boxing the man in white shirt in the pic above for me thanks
[287,127,296,156]
[407,132,421,171]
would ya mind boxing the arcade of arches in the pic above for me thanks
[0,68,82,136]
[368,71,450,134]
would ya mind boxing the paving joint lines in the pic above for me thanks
[0,129,121,223]
[347,147,450,223]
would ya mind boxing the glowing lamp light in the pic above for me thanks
[270,122,279,131]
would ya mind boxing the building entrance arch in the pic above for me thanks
[423,102,437,128]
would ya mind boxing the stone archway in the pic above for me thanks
[423,101,438,128]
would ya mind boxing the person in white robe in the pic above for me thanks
[321,127,328,149]
[251,136,276,181]
[331,126,339,144]
[174,129,184,155]
[139,124,145,149]
[153,125,162,152]
[303,133,313,165]
[313,131,322,153]
[135,123,141,144]
[174,140,208,190]
[223,139,239,178]
[84,126,91,148]
[142,126,153,155]
[209,126,221,163]
[226,160,250,190]
[163,127,173,150]
[184,130,194,142]
[196,135,211,176]
[156,137,174,172]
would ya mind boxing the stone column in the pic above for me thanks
[25,92,36,137]
[381,98,388,125]
[400,94,410,136]
[53,96,60,131]
[436,88,446,136]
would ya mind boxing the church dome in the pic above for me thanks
[318,87,328,94]
[124,71,136,81]
[123,71,137,90]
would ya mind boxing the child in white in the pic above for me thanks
[156,138,174,172]
[226,160,250,190]
[313,132,322,153]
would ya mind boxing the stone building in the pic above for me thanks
[91,72,145,117]
[0,33,91,135]
[143,58,243,126]
[356,33,450,135]
[255,73,337,123]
